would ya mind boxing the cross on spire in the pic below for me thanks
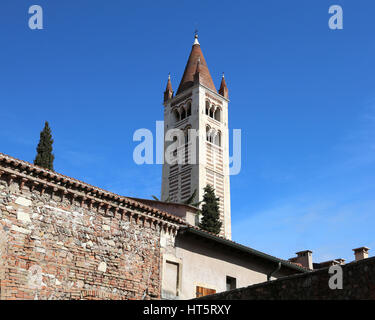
[193,29,199,45]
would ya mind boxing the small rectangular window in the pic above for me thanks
[226,276,236,291]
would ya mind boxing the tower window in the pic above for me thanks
[181,108,186,120]
[173,109,180,122]
[206,126,211,142]
[215,131,221,147]
[205,100,222,123]
[186,103,191,117]
[214,108,221,122]
[208,129,214,143]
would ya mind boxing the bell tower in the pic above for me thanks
[161,34,231,239]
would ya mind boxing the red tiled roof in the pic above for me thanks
[218,73,228,98]
[0,152,186,226]
[165,74,173,92]
[176,37,217,95]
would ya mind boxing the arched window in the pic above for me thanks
[210,129,215,143]
[215,131,222,147]
[209,106,214,118]
[181,107,186,120]
[206,126,211,142]
[173,109,180,122]
[206,128,215,143]
[186,102,191,117]
[214,108,221,122]
[205,101,210,115]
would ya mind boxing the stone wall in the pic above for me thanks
[0,154,182,300]
[198,256,375,300]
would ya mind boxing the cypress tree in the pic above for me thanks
[199,185,222,234]
[34,121,54,170]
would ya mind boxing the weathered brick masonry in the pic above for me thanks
[198,256,375,300]
[0,154,184,300]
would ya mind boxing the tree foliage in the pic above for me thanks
[199,185,222,234]
[34,121,54,171]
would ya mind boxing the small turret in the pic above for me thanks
[164,73,174,102]
[219,73,228,99]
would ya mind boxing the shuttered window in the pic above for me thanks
[196,286,216,298]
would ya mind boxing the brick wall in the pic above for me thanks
[0,155,182,300]
[0,179,164,300]
[198,256,375,300]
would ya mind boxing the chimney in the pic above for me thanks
[353,247,370,261]
[289,250,313,270]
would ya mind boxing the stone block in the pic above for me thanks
[15,197,32,207]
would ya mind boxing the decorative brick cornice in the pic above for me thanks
[0,153,184,233]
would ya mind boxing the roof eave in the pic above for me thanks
[179,227,309,273]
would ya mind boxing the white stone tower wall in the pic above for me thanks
[161,83,231,239]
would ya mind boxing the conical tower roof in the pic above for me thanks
[219,73,228,98]
[176,35,217,95]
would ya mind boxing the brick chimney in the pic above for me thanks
[289,250,313,270]
[353,247,370,261]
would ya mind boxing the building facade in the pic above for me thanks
[0,153,307,300]
[160,226,307,300]
[161,35,232,239]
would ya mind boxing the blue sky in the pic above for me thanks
[0,0,374,263]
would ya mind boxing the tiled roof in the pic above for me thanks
[128,197,199,212]
[218,73,228,98]
[179,226,309,273]
[0,152,186,226]
[176,37,217,95]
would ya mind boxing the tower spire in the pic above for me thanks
[164,73,173,102]
[176,34,216,94]
[219,72,228,99]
